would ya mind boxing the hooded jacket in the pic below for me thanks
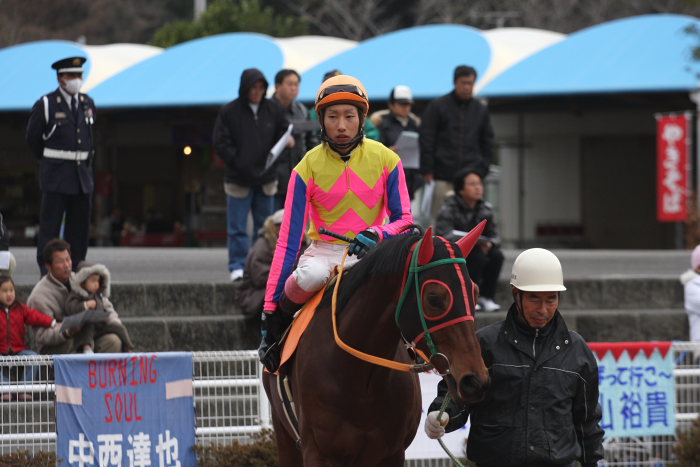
[65,262,134,351]
[213,68,290,187]
[66,262,113,315]
[2,300,54,354]
[429,305,604,467]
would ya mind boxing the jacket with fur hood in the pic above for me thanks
[65,261,134,352]
[66,262,115,315]
[213,68,290,187]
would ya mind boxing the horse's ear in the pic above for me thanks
[418,227,434,266]
[456,220,487,258]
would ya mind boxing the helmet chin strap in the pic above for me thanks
[320,128,364,155]
[319,110,366,156]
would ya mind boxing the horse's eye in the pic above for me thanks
[421,280,454,320]
[427,293,443,308]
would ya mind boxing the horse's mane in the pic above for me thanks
[321,225,424,310]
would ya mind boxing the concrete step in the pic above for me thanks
[121,315,259,352]
[473,308,689,343]
[13,276,686,319]
[113,309,689,352]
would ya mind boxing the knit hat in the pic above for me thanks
[691,245,700,270]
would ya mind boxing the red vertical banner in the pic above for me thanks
[656,113,690,222]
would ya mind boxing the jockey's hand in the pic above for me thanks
[348,229,379,259]
[424,411,448,439]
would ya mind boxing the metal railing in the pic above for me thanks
[1,344,699,466]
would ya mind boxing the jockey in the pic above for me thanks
[259,75,414,371]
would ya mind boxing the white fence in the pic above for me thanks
[1,344,699,466]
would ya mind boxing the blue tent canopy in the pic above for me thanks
[0,41,89,111]
[90,33,284,108]
[299,24,491,102]
[480,14,700,97]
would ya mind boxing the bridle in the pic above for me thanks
[331,234,475,374]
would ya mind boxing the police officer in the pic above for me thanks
[26,56,96,276]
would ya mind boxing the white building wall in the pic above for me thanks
[491,109,654,246]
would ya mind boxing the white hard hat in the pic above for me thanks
[510,248,566,292]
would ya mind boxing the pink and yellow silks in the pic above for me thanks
[264,139,414,312]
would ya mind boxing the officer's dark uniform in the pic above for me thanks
[26,56,96,275]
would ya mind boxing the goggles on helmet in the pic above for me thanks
[317,84,367,102]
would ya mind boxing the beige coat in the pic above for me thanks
[27,273,72,353]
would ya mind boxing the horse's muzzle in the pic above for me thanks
[457,373,490,403]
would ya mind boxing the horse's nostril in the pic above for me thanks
[458,373,486,400]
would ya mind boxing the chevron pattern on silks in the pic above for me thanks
[264,139,414,311]
[292,139,413,242]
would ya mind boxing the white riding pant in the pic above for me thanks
[284,241,359,304]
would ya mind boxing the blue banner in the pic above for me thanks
[55,352,196,467]
[590,343,676,438]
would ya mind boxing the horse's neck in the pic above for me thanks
[338,276,403,359]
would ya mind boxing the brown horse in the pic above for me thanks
[263,225,490,466]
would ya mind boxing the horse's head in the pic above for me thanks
[395,223,490,404]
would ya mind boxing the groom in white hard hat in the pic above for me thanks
[424,248,604,467]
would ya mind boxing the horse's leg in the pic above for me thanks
[374,452,406,467]
[270,413,303,467]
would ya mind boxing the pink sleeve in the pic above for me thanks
[373,160,414,239]
[264,170,309,311]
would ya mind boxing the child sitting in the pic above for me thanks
[0,275,57,401]
[65,262,134,353]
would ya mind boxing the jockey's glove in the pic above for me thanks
[424,411,448,439]
[348,229,379,259]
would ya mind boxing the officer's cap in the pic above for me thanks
[51,56,86,74]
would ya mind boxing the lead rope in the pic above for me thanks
[437,392,466,467]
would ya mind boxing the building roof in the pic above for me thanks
[0,40,88,111]
[480,14,700,97]
[2,14,699,111]
[298,24,491,102]
[90,32,283,108]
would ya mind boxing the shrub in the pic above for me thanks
[673,415,700,467]
[195,429,278,467]
[0,451,56,467]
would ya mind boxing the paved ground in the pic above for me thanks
[8,246,692,286]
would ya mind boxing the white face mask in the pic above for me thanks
[63,78,83,95]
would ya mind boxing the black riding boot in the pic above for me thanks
[258,312,282,372]
[258,294,304,372]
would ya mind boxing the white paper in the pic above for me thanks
[420,180,435,219]
[0,251,10,269]
[264,123,294,171]
[393,130,420,169]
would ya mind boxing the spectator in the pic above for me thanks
[65,261,134,353]
[680,244,700,341]
[0,275,58,401]
[271,69,320,210]
[26,56,96,276]
[309,69,381,141]
[424,248,604,467]
[419,65,494,222]
[435,167,503,312]
[369,85,422,197]
[213,68,291,282]
[237,209,284,324]
[0,211,16,277]
[27,239,123,354]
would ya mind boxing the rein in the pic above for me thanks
[330,235,469,373]
[331,250,432,372]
